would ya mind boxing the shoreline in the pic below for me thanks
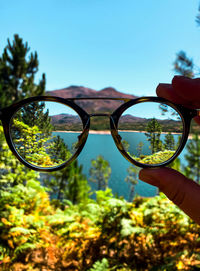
[53,130,111,134]
[53,130,183,135]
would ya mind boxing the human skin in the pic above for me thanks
[139,76,200,224]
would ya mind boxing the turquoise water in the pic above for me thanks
[53,132,188,200]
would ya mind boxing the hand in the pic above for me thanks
[139,76,200,224]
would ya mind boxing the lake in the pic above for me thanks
[53,131,188,200]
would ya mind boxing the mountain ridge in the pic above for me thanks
[46,85,137,113]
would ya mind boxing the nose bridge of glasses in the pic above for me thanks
[89,113,111,117]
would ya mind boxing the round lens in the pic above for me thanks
[117,101,184,166]
[10,101,84,169]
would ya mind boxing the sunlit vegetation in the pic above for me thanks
[1,122,200,270]
[11,119,72,168]
[121,118,178,165]
[1,34,200,271]
[134,150,175,165]
[1,184,200,270]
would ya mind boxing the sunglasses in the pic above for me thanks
[0,95,197,172]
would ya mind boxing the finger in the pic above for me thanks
[156,83,187,104]
[172,76,200,107]
[139,167,200,224]
[156,79,200,124]
[156,76,200,108]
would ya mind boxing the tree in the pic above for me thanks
[10,119,55,168]
[169,157,181,172]
[0,35,47,188]
[164,132,175,150]
[172,5,200,79]
[65,161,91,204]
[89,155,111,190]
[121,139,130,152]
[136,141,144,157]
[184,133,200,183]
[0,34,45,108]
[125,166,138,201]
[18,101,53,137]
[145,118,162,154]
[44,160,90,204]
[47,135,71,164]
[173,51,195,78]
[0,125,39,188]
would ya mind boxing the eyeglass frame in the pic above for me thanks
[0,95,198,172]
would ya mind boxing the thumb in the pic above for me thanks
[139,167,200,224]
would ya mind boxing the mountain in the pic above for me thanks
[46,86,183,132]
[46,85,137,113]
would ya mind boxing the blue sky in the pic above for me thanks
[1,0,200,96]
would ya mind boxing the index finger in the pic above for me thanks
[156,76,200,109]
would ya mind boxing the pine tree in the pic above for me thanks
[0,34,45,108]
[121,139,130,152]
[164,132,175,150]
[172,6,200,78]
[145,118,162,154]
[18,101,53,136]
[65,161,90,204]
[184,133,200,183]
[136,141,144,157]
[125,166,138,201]
[48,135,71,164]
[44,160,90,204]
[89,155,111,190]
[173,51,194,78]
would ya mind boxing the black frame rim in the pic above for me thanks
[1,96,90,172]
[111,96,196,168]
[0,95,197,171]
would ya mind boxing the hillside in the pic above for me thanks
[46,85,137,113]
[46,86,184,131]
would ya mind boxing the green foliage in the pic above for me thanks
[0,34,45,108]
[145,118,162,154]
[1,32,200,271]
[167,157,182,174]
[0,180,200,270]
[45,160,91,204]
[0,179,51,264]
[136,141,144,157]
[125,166,139,201]
[173,50,194,78]
[48,135,71,163]
[134,149,175,165]
[89,258,109,271]
[121,139,130,152]
[11,119,56,167]
[17,101,53,137]
[10,118,72,168]
[164,132,175,150]
[90,155,111,190]
[0,125,39,188]
[184,133,200,183]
